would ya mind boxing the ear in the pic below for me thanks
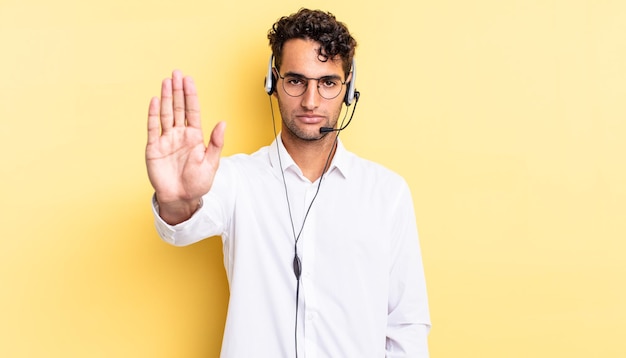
[345,71,353,83]
[271,67,279,97]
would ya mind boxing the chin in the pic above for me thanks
[281,122,319,140]
[296,131,324,141]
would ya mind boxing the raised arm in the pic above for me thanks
[145,70,226,225]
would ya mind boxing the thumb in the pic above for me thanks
[205,121,226,165]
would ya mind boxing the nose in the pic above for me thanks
[300,80,321,110]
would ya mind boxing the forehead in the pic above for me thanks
[280,38,344,77]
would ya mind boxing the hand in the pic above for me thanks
[146,70,226,224]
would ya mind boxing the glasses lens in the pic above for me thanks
[282,75,307,97]
[318,78,342,99]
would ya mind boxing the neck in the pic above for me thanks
[281,131,337,182]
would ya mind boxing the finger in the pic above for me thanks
[160,78,174,131]
[205,121,226,167]
[183,75,201,128]
[147,96,161,145]
[172,70,186,127]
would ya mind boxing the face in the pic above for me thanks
[274,38,348,142]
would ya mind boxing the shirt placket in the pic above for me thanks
[301,181,319,358]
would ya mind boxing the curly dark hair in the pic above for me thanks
[268,8,357,77]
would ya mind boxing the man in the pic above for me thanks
[146,8,431,357]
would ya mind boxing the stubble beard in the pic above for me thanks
[282,117,328,141]
[278,106,341,142]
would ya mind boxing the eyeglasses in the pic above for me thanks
[275,68,346,100]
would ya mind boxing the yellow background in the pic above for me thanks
[1,0,625,357]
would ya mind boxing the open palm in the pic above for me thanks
[145,70,225,223]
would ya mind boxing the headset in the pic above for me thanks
[264,55,357,106]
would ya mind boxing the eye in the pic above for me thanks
[285,76,306,86]
[321,78,340,88]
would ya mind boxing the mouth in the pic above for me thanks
[296,114,326,125]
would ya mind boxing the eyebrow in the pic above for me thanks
[284,71,344,81]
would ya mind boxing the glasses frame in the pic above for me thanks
[274,68,347,100]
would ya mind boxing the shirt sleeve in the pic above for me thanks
[385,181,431,357]
[151,191,227,246]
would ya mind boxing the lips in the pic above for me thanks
[296,114,325,124]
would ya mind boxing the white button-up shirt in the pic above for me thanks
[153,137,431,357]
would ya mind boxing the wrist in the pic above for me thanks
[153,194,203,225]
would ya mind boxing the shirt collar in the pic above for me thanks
[268,134,351,180]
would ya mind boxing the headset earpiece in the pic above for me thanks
[264,55,276,95]
[344,58,357,106]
